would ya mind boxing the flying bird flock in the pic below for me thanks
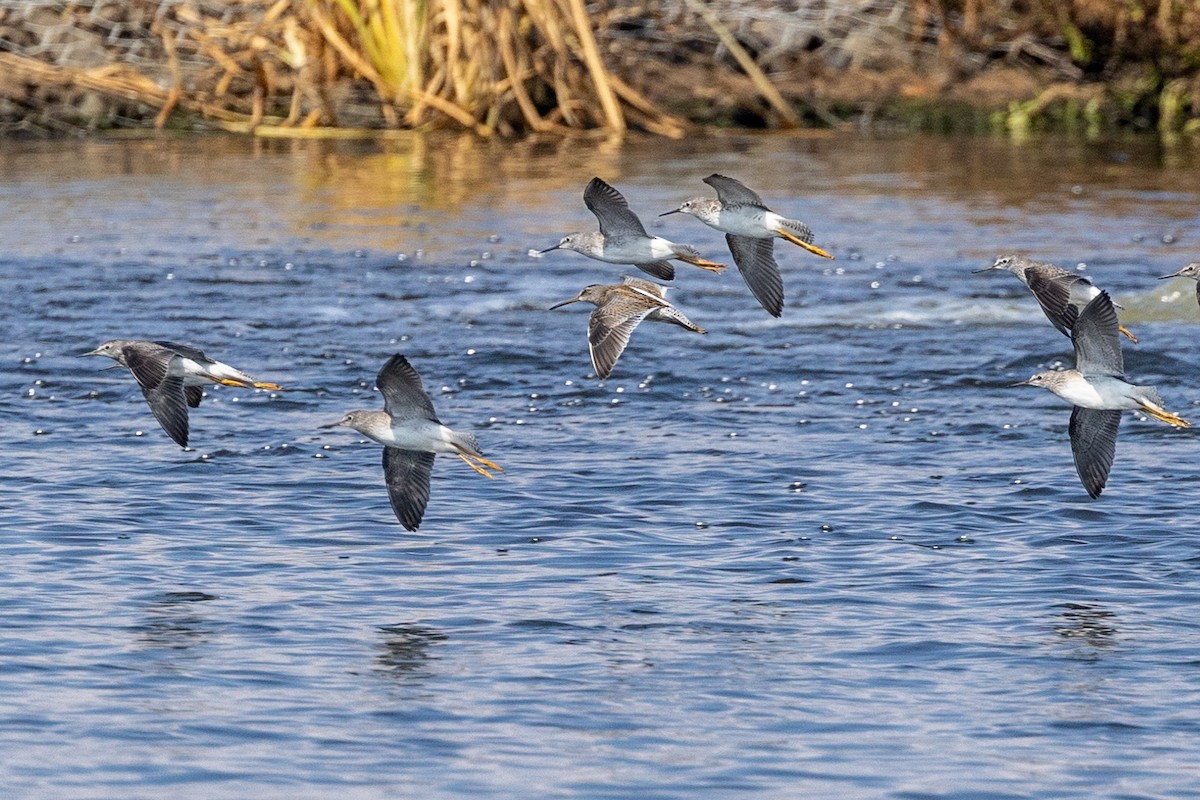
[977,255,1190,498]
[83,175,1196,526]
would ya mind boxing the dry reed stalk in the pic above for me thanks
[251,124,418,137]
[152,17,183,129]
[519,0,579,126]
[2,0,687,138]
[607,73,687,139]
[683,0,800,128]
[563,0,625,133]
[0,51,269,128]
[328,0,417,93]
[496,4,552,132]
[350,0,676,134]
[309,0,488,132]
[309,0,676,136]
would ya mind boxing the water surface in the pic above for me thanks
[3,132,1200,798]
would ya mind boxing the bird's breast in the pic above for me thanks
[600,237,665,261]
[1058,375,1136,410]
[715,208,771,237]
[382,419,460,453]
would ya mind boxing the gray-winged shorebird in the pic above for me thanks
[1159,262,1200,307]
[1014,291,1188,498]
[540,177,726,282]
[549,275,705,379]
[660,173,833,317]
[82,339,282,448]
[321,354,501,531]
[975,255,1137,342]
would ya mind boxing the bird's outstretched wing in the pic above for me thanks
[124,345,190,447]
[587,296,657,379]
[377,354,438,422]
[1024,270,1080,337]
[703,174,766,208]
[1068,407,1121,499]
[584,177,649,238]
[726,234,783,317]
[1072,292,1124,377]
[154,341,210,363]
[383,448,435,531]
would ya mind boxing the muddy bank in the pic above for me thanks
[1,1,1199,138]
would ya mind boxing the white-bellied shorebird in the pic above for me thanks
[82,339,281,448]
[541,177,726,282]
[1014,291,1188,498]
[661,173,833,317]
[322,354,501,531]
[975,255,1137,342]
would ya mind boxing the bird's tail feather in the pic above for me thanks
[779,218,815,244]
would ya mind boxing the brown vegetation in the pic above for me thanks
[0,0,689,136]
[0,1,1198,137]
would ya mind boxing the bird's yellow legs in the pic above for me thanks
[1119,325,1138,344]
[206,375,283,390]
[676,252,727,273]
[454,446,504,479]
[776,228,835,259]
[1138,400,1191,428]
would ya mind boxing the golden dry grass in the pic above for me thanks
[312,0,685,136]
[0,0,689,137]
[2,1,1199,137]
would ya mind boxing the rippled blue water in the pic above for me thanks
[4,132,1200,798]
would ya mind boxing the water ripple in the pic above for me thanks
[2,133,1200,799]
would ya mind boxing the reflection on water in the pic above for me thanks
[376,624,448,679]
[4,131,1200,254]
[135,591,219,652]
[1053,602,1119,657]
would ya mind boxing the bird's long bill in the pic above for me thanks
[548,295,583,310]
[78,351,122,370]
[538,243,562,254]
[658,208,682,217]
[318,419,345,429]
[1009,379,1033,387]
[1159,272,1183,279]
[971,266,998,274]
